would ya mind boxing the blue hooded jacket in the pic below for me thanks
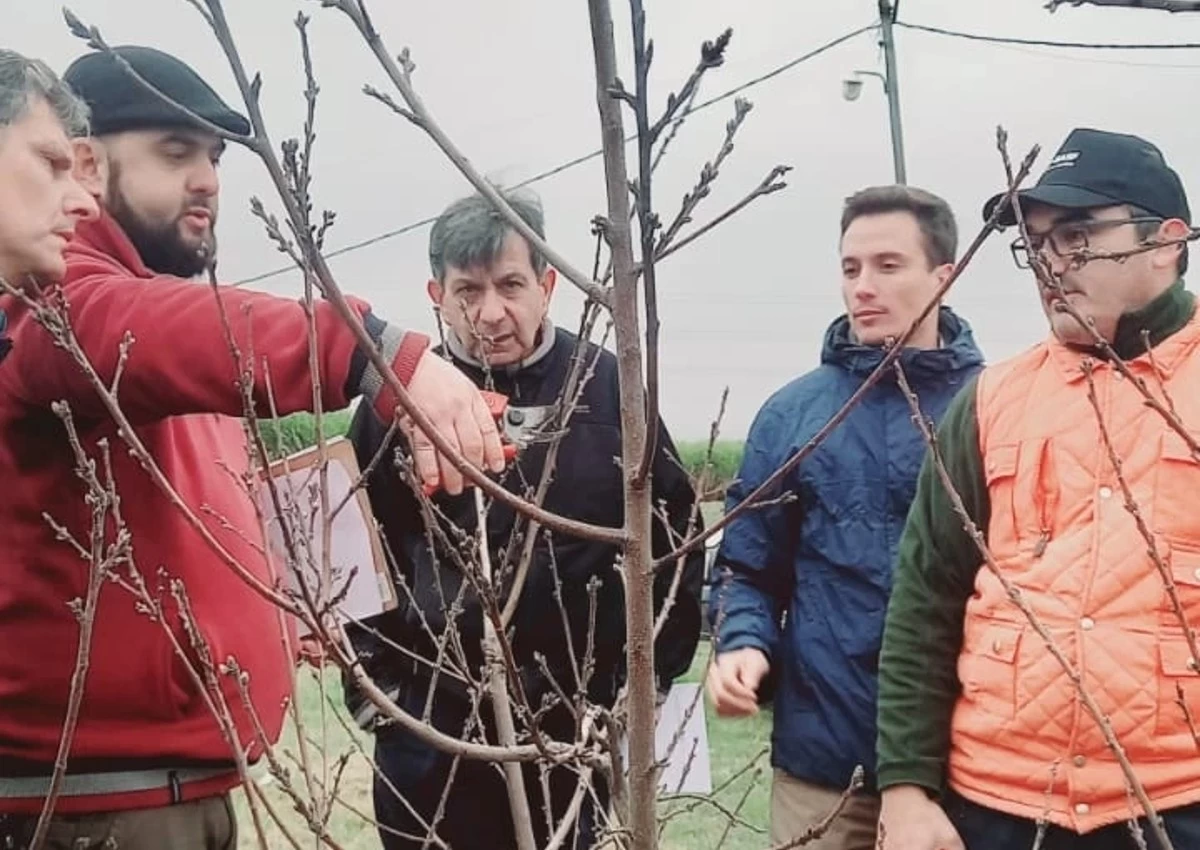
[708,308,984,790]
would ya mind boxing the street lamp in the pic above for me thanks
[841,69,886,103]
[841,0,907,185]
[842,68,906,185]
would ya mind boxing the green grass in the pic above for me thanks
[235,653,771,849]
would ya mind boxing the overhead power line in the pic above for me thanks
[896,20,1200,50]
[235,23,878,285]
[236,19,1200,286]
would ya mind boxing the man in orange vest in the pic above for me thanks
[876,127,1200,850]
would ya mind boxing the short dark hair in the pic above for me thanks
[1129,204,1189,277]
[0,49,89,137]
[840,185,958,268]
[429,190,546,282]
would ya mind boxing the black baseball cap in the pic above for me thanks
[63,46,250,137]
[983,127,1190,227]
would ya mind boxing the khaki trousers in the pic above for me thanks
[770,770,880,850]
[0,794,235,850]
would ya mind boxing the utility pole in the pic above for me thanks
[878,0,907,184]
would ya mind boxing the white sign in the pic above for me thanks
[258,437,396,635]
[621,683,713,795]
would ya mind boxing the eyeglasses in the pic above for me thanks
[1010,216,1163,269]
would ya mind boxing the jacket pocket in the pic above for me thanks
[984,439,1058,556]
[1155,631,1200,738]
[957,620,1022,721]
[983,443,1019,553]
[1161,541,1200,628]
[1154,430,1200,546]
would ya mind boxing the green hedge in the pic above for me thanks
[259,409,353,460]
[258,411,745,490]
[675,440,743,492]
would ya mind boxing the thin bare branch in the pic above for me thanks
[893,362,1175,850]
[651,165,790,266]
[326,0,611,306]
[629,0,662,488]
[474,489,538,850]
[68,4,626,546]
[655,98,754,258]
[1082,362,1200,678]
[768,767,864,850]
[648,28,733,143]
[654,142,1040,570]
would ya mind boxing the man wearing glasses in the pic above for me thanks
[875,127,1200,850]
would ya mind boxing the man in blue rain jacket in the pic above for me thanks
[706,185,985,850]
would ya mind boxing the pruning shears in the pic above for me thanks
[420,390,557,496]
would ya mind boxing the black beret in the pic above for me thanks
[63,45,250,137]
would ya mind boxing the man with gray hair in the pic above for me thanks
[343,189,706,850]
[0,50,97,361]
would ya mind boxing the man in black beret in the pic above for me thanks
[64,45,250,278]
[0,45,507,849]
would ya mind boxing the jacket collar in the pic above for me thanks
[1048,279,1198,383]
[68,209,154,279]
[821,307,985,382]
[444,317,557,376]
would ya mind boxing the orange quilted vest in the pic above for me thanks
[948,317,1200,833]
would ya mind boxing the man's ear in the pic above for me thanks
[540,267,558,302]
[934,262,954,288]
[426,278,444,307]
[72,139,108,198]
[1155,218,1191,273]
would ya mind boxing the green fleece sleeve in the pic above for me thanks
[876,376,989,793]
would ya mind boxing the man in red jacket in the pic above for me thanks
[0,46,504,848]
[0,50,98,361]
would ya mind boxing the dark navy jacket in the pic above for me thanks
[708,308,984,791]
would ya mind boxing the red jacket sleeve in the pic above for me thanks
[5,265,384,425]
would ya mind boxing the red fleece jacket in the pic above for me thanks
[0,212,416,813]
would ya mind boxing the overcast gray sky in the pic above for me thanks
[9,0,1200,438]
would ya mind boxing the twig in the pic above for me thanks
[713,764,764,849]
[653,142,1040,570]
[1176,681,1200,751]
[628,0,662,488]
[1082,361,1200,675]
[542,767,594,850]
[649,84,699,175]
[327,0,611,307]
[768,767,865,850]
[67,4,627,548]
[475,488,538,850]
[1063,229,1200,267]
[651,165,789,268]
[654,386,727,641]
[648,28,732,143]
[997,129,1200,465]
[29,430,126,850]
[500,307,610,628]
[654,98,754,258]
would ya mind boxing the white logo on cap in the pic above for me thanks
[1046,151,1081,171]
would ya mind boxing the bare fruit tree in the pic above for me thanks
[4,2,1112,850]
